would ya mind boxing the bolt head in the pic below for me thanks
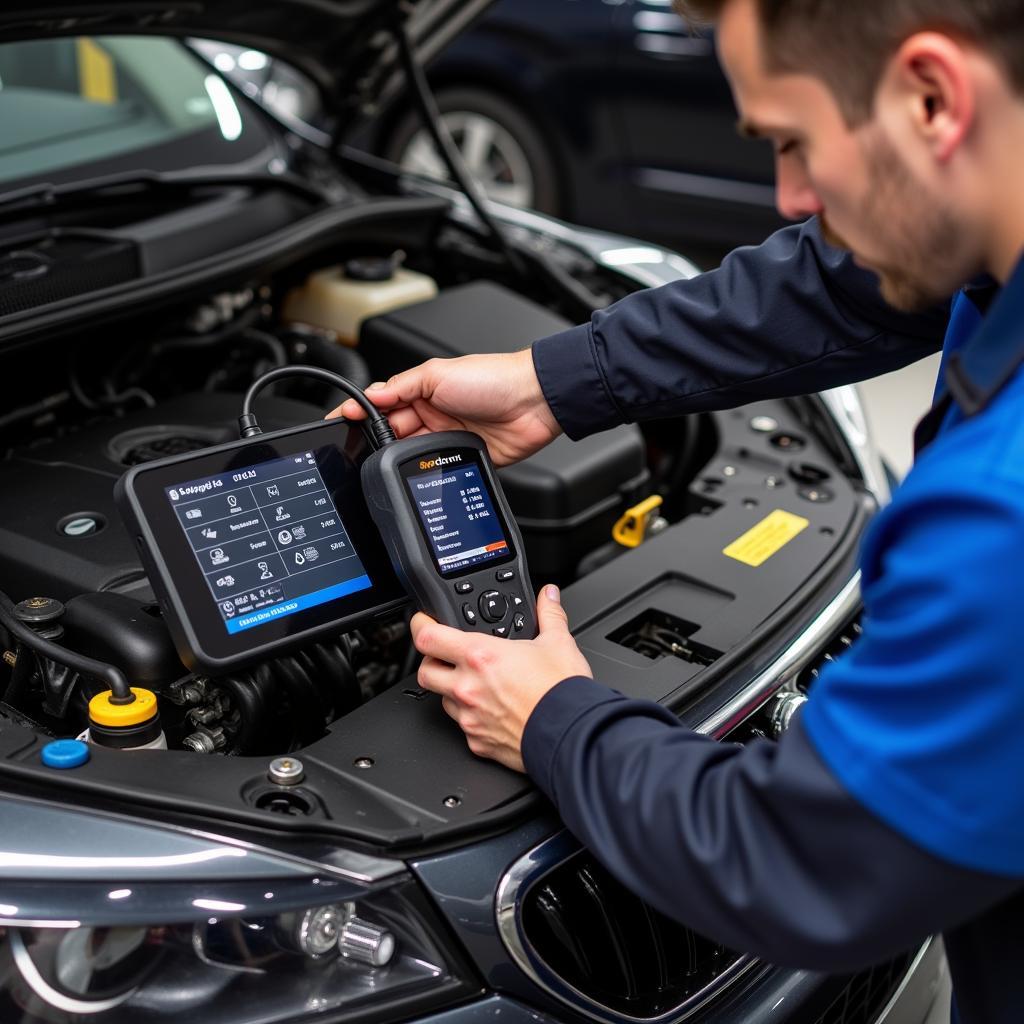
[268,757,305,785]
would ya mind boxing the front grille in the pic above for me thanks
[813,951,915,1024]
[522,852,743,1018]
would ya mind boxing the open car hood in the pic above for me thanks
[0,0,493,128]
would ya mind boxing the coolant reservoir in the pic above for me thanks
[283,257,438,345]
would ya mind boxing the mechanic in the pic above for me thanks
[335,1,1024,1019]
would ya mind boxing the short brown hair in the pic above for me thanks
[674,0,1024,123]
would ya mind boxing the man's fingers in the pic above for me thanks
[440,695,463,723]
[377,363,443,407]
[388,407,429,439]
[327,390,387,421]
[537,583,570,635]
[418,655,456,696]
[410,612,472,665]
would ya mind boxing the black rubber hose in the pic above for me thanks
[308,641,361,719]
[239,328,288,368]
[0,592,134,703]
[664,415,701,498]
[293,648,333,722]
[239,366,395,448]
[218,672,265,754]
[330,639,362,712]
[294,646,338,720]
[273,655,326,746]
[296,333,372,391]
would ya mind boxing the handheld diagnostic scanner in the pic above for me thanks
[361,433,537,639]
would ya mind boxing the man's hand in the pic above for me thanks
[412,585,592,772]
[326,350,561,466]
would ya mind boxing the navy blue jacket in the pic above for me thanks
[526,218,1024,1022]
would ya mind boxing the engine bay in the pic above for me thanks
[0,189,871,847]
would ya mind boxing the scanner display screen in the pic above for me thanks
[403,450,514,577]
[167,449,372,634]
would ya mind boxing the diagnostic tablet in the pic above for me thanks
[116,420,407,672]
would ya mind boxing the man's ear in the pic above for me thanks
[884,31,975,163]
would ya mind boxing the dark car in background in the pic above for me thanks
[372,0,786,264]
[0,3,945,1024]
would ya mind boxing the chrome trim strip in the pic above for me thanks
[698,572,861,738]
[496,572,863,1022]
[495,832,757,1024]
[875,938,936,1024]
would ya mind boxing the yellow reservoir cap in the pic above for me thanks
[89,688,158,728]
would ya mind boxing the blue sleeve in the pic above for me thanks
[532,218,949,438]
[521,678,1017,971]
[802,402,1024,878]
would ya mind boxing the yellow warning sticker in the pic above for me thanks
[723,509,810,567]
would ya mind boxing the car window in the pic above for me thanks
[0,36,249,185]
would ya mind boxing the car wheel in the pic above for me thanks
[384,88,561,214]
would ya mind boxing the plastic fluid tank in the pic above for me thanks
[283,257,438,345]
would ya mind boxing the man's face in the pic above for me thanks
[716,0,970,310]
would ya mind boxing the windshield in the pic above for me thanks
[0,36,267,187]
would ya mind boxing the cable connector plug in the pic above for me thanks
[370,418,397,448]
[238,412,263,438]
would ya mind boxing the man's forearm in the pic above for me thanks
[531,218,948,440]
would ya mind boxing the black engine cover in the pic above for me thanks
[0,392,325,602]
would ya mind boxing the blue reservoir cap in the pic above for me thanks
[41,739,90,769]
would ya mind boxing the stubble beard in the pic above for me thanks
[820,132,968,313]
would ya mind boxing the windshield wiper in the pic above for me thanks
[0,168,331,219]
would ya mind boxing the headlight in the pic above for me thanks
[0,879,475,1022]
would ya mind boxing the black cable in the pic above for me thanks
[239,366,396,449]
[71,359,155,413]
[0,391,70,433]
[0,592,134,704]
[391,16,530,279]
[390,16,612,321]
